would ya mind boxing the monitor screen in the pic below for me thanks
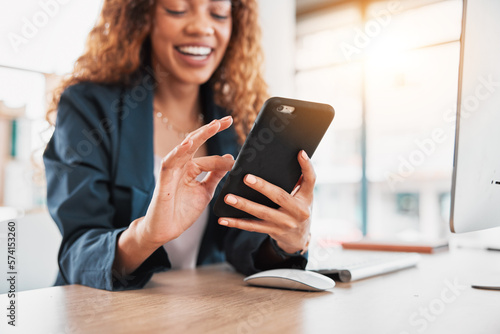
[450,0,500,233]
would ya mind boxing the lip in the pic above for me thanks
[174,43,215,67]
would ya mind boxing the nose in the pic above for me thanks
[185,12,215,36]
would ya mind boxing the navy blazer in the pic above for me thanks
[43,75,307,291]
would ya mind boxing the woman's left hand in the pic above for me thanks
[218,150,314,254]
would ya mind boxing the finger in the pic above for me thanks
[187,115,233,141]
[159,138,194,179]
[294,150,316,200]
[218,217,278,235]
[185,116,233,156]
[201,170,228,196]
[194,154,234,172]
[158,116,232,181]
[223,193,289,224]
[184,154,234,182]
[161,116,233,171]
[291,175,303,196]
[216,115,233,131]
[201,154,234,190]
[243,174,296,211]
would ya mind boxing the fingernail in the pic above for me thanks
[246,174,257,184]
[219,219,229,226]
[210,119,219,126]
[221,115,232,121]
[225,194,237,205]
[182,138,191,146]
[224,154,234,160]
[301,150,309,160]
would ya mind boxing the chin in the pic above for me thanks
[179,70,215,86]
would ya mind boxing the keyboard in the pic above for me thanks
[305,248,421,282]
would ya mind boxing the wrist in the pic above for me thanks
[134,217,166,251]
[114,217,159,275]
[271,234,311,258]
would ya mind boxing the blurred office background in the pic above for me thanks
[0,0,498,292]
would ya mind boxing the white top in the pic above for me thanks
[154,155,209,269]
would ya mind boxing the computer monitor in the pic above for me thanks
[450,0,500,234]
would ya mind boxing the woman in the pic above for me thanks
[44,0,314,291]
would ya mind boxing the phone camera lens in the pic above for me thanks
[277,105,284,112]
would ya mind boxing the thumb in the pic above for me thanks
[201,170,229,197]
[200,154,234,195]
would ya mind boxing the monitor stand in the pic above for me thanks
[471,246,500,290]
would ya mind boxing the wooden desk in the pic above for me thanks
[1,248,499,333]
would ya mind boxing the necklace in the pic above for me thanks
[155,109,205,139]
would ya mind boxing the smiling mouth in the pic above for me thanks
[175,46,213,59]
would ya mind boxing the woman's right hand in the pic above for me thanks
[138,115,235,248]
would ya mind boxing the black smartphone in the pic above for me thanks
[213,97,335,219]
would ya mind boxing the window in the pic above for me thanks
[0,0,103,209]
[295,0,462,243]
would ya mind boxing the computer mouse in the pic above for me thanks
[244,268,335,292]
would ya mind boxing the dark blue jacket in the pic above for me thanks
[43,76,306,291]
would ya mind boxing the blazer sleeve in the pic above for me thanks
[43,86,167,291]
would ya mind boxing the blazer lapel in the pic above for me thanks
[114,79,155,193]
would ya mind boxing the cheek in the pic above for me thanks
[220,21,233,49]
[151,17,177,49]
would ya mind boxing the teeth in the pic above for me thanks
[177,46,212,56]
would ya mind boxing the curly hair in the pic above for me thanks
[46,0,268,144]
